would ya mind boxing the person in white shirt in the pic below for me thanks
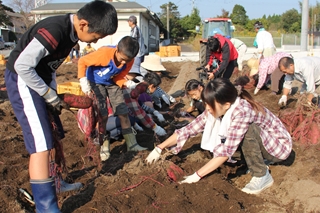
[230,37,247,70]
[278,56,320,106]
[253,21,276,60]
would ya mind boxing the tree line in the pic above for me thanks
[0,0,319,40]
[158,1,320,39]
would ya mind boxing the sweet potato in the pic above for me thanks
[166,163,184,182]
[59,93,92,109]
[309,121,320,144]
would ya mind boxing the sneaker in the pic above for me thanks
[241,170,274,194]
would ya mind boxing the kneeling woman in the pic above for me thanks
[145,78,292,194]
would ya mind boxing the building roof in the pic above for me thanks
[30,1,163,27]
[31,2,147,14]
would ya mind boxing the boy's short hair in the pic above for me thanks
[117,36,139,59]
[143,72,161,87]
[77,1,118,36]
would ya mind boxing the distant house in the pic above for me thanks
[0,11,25,42]
[30,0,163,53]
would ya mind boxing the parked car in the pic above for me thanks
[0,37,5,50]
[4,41,15,49]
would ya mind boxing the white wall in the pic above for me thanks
[37,12,160,53]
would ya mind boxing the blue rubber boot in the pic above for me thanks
[30,178,61,213]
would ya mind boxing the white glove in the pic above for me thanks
[133,123,144,131]
[161,94,170,105]
[145,146,162,164]
[179,172,201,184]
[153,110,165,122]
[79,77,91,95]
[43,87,59,106]
[278,95,287,106]
[42,87,65,113]
[169,96,176,103]
[254,88,260,95]
[125,80,138,90]
[153,124,166,136]
[257,53,262,60]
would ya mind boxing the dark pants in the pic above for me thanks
[219,59,238,79]
[241,123,282,177]
[270,68,284,93]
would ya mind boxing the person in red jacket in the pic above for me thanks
[205,34,238,80]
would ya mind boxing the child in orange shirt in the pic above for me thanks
[78,36,147,161]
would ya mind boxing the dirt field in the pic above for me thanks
[0,60,320,213]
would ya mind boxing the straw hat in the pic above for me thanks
[247,58,259,76]
[141,55,166,71]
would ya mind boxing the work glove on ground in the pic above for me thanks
[278,95,287,106]
[153,110,165,122]
[153,124,166,136]
[79,77,91,95]
[43,87,68,114]
[254,88,260,95]
[179,172,201,184]
[145,146,162,164]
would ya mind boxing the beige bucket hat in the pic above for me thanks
[141,55,166,71]
[247,58,259,76]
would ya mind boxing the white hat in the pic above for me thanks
[141,55,166,71]
[247,58,259,76]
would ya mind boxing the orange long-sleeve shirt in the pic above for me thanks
[78,46,133,88]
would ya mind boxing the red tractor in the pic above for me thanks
[199,18,235,66]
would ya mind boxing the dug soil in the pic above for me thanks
[0,60,320,213]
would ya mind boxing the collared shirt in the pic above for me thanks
[151,86,174,108]
[257,52,292,89]
[130,25,145,57]
[169,99,292,160]
[230,38,245,50]
[283,57,320,94]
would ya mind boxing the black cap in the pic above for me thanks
[254,21,263,29]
